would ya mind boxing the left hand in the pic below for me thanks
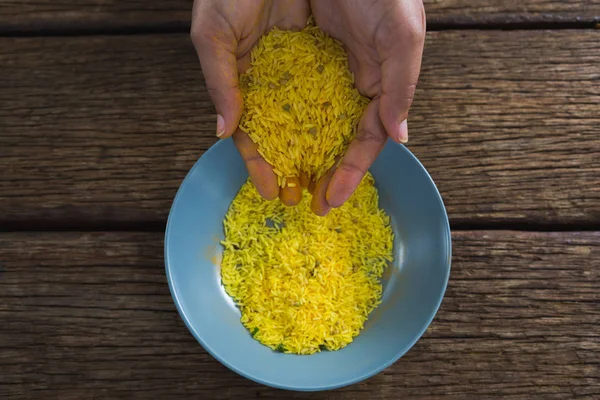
[190,0,309,206]
[309,0,426,215]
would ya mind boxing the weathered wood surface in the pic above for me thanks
[0,231,598,399]
[423,0,600,25]
[1,31,599,227]
[0,0,599,32]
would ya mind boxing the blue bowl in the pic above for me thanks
[165,138,451,391]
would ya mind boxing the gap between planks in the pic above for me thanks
[0,220,598,233]
[0,21,598,38]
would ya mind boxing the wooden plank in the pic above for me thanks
[0,0,598,31]
[1,31,599,227]
[423,0,600,25]
[0,231,598,399]
[0,1,191,33]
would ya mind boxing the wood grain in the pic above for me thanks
[423,0,600,25]
[0,0,598,32]
[1,31,599,227]
[0,231,598,399]
[0,1,191,33]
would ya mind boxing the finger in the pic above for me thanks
[311,167,336,217]
[299,172,311,189]
[325,99,387,208]
[377,2,426,144]
[308,179,317,195]
[232,129,279,201]
[279,177,302,207]
[191,6,243,139]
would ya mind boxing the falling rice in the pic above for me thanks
[221,173,394,355]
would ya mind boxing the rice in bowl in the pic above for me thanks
[221,173,393,355]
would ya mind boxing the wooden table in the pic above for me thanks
[1,1,599,399]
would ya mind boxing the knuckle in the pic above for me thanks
[406,21,425,45]
[190,21,213,48]
[405,7,426,45]
[356,127,385,145]
[338,162,365,177]
[206,87,220,98]
[244,154,264,166]
[403,84,417,106]
[355,75,380,98]
[191,13,225,50]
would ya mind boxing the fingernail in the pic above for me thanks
[216,114,225,137]
[311,196,331,217]
[398,119,408,143]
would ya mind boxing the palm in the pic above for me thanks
[230,1,310,72]
[311,2,386,99]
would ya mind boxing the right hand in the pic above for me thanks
[309,0,426,216]
[191,0,309,206]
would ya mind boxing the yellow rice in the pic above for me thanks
[221,173,394,354]
[239,21,369,186]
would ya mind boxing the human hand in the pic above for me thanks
[191,0,309,205]
[310,0,426,215]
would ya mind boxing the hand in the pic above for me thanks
[191,0,309,205]
[310,0,426,215]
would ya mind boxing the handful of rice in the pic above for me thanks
[239,21,369,186]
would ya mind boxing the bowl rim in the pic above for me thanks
[164,138,452,391]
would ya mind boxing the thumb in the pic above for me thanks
[377,4,425,144]
[191,20,243,138]
[378,53,421,144]
[325,98,387,209]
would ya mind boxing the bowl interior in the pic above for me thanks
[165,139,451,391]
